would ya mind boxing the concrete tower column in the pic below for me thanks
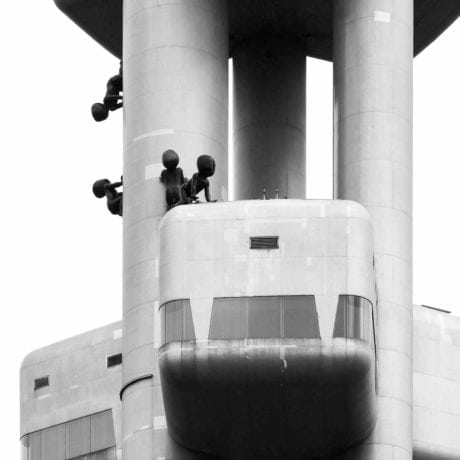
[122,1,228,458]
[333,1,413,458]
[232,37,306,200]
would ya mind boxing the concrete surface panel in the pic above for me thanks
[233,37,306,200]
[334,0,413,457]
[20,322,122,444]
[158,200,376,457]
[122,0,228,458]
[413,306,460,458]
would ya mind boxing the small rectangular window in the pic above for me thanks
[106,353,122,368]
[250,236,279,249]
[34,376,49,390]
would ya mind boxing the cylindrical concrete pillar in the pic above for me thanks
[122,1,228,458]
[333,1,413,458]
[232,37,306,200]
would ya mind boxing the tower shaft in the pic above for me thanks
[232,37,306,200]
[122,0,228,458]
[333,0,413,458]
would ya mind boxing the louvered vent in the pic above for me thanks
[250,236,279,249]
[34,376,49,390]
[107,353,122,368]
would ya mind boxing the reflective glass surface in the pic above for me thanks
[41,424,65,460]
[208,296,319,341]
[283,295,320,338]
[90,411,116,453]
[160,300,196,345]
[66,417,90,458]
[333,295,373,342]
[23,410,115,460]
[70,447,116,460]
[248,296,281,338]
[209,298,247,339]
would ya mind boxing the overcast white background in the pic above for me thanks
[0,1,458,456]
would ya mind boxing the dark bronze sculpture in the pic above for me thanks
[159,150,186,210]
[178,155,216,205]
[93,177,123,216]
[91,62,123,122]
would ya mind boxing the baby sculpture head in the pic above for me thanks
[162,150,180,170]
[197,155,215,178]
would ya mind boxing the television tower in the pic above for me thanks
[52,1,460,459]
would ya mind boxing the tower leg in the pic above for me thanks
[232,37,306,200]
[333,1,413,458]
[122,1,228,458]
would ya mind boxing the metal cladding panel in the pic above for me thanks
[54,0,459,60]
[158,200,377,458]
[413,306,460,459]
[20,322,122,443]
[159,338,376,458]
[159,199,375,312]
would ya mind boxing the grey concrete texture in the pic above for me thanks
[413,305,460,459]
[232,37,306,200]
[55,0,460,60]
[159,200,376,305]
[122,0,228,458]
[20,321,123,456]
[334,0,413,458]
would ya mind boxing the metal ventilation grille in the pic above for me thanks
[250,236,279,249]
[107,353,122,368]
[34,376,49,390]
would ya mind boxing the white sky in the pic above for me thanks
[0,1,458,456]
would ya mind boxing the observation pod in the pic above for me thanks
[159,200,377,459]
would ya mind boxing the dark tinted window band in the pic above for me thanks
[160,299,196,346]
[21,410,116,460]
[210,296,320,340]
[250,236,279,249]
[161,295,373,345]
[333,295,373,342]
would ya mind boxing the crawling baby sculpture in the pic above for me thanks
[178,155,216,205]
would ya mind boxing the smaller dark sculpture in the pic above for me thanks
[159,150,186,210]
[91,62,123,122]
[178,155,217,205]
[93,177,123,216]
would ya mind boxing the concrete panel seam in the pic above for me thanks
[334,14,412,32]
[124,44,229,71]
[233,121,306,136]
[339,158,412,173]
[124,131,227,162]
[336,109,412,125]
[413,403,460,419]
[134,129,174,143]
[124,3,228,31]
